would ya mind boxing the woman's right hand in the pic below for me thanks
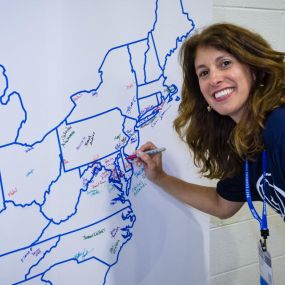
[136,141,167,185]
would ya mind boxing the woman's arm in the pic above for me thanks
[155,174,243,219]
[138,142,243,219]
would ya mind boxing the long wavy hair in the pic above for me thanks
[174,23,285,179]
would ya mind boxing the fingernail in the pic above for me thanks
[137,151,142,158]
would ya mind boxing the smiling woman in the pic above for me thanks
[195,46,253,123]
[137,23,285,225]
[175,23,285,179]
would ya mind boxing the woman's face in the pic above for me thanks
[194,45,254,123]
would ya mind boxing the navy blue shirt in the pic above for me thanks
[217,106,285,221]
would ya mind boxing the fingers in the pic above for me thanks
[127,141,162,168]
[138,142,165,183]
[138,141,157,153]
[137,142,159,162]
[138,144,164,174]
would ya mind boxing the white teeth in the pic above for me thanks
[214,88,234,99]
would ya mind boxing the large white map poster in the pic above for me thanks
[0,1,212,284]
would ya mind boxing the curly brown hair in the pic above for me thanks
[174,23,285,179]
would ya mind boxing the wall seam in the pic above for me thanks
[213,6,285,12]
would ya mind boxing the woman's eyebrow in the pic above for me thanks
[195,64,207,71]
[195,55,229,71]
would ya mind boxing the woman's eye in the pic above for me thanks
[221,59,232,68]
[198,70,208,78]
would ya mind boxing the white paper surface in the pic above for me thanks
[0,1,212,284]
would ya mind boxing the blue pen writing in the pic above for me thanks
[126,147,166,160]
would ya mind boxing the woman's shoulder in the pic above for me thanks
[266,105,285,122]
[264,105,285,146]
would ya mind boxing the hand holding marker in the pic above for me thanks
[126,147,166,160]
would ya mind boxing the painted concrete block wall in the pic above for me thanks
[209,0,285,284]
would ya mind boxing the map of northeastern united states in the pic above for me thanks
[0,1,196,284]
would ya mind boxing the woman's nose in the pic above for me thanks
[209,70,223,86]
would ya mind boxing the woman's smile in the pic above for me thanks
[213,87,234,101]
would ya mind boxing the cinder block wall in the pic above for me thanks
[210,1,285,284]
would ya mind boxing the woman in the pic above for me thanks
[137,23,285,224]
